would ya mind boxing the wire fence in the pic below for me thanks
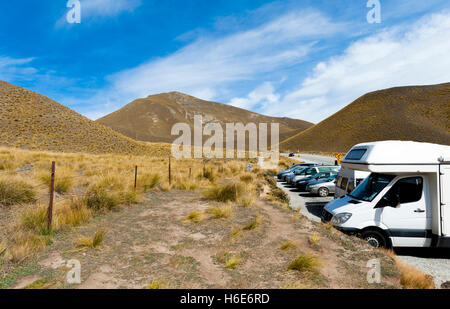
[0,158,214,231]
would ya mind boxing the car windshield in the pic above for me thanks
[325,175,337,182]
[348,173,395,202]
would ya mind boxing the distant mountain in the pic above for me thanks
[0,81,169,156]
[280,83,450,153]
[96,92,313,144]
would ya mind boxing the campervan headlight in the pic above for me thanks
[331,213,352,225]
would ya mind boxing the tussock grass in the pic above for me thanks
[243,215,262,231]
[216,252,242,269]
[77,229,107,249]
[204,181,245,203]
[225,257,241,269]
[239,173,254,184]
[206,205,233,219]
[24,279,54,289]
[183,211,204,223]
[84,187,120,211]
[139,173,161,192]
[288,254,321,272]
[0,179,36,206]
[239,195,254,208]
[384,250,435,289]
[309,233,320,245]
[39,168,73,194]
[146,280,167,289]
[280,241,296,250]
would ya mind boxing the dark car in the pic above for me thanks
[277,163,317,180]
[295,171,338,191]
[288,153,295,157]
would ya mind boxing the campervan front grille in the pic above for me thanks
[321,209,333,223]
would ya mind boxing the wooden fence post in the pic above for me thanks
[189,168,192,179]
[134,166,138,190]
[169,157,172,185]
[48,161,55,232]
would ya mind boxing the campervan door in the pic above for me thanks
[441,164,450,236]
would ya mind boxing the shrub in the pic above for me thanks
[206,206,233,219]
[280,241,296,250]
[0,179,36,206]
[288,254,320,272]
[84,187,119,211]
[243,215,262,231]
[18,205,49,235]
[183,211,204,223]
[40,171,73,194]
[270,187,290,205]
[239,173,254,184]
[139,173,161,192]
[77,229,107,249]
[204,182,245,203]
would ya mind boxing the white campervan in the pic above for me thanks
[334,169,371,199]
[322,141,450,249]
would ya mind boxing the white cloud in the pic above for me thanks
[0,56,37,81]
[81,0,141,18]
[229,82,279,110]
[260,11,450,123]
[107,9,345,103]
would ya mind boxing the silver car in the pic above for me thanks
[306,175,337,197]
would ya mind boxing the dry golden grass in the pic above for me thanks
[206,205,233,219]
[77,229,107,249]
[0,81,171,156]
[280,241,296,250]
[384,250,435,289]
[0,178,36,206]
[287,254,321,272]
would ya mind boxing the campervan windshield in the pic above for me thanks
[348,173,394,202]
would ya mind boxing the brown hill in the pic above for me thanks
[96,92,313,144]
[280,83,450,153]
[0,81,169,156]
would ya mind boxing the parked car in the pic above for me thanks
[295,171,338,191]
[289,153,295,157]
[291,165,340,185]
[306,174,338,197]
[278,163,316,181]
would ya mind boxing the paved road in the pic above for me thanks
[278,153,450,288]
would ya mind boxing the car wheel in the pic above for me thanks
[318,187,329,197]
[361,230,389,249]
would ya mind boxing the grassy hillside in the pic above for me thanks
[280,83,450,153]
[0,81,170,156]
[97,92,313,143]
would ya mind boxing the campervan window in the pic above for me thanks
[349,173,394,202]
[336,176,343,188]
[340,177,348,190]
[345,149,367,160]
[385,177,423,204]
[347,180,355,193]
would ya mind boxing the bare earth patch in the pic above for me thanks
[2,190,402,289]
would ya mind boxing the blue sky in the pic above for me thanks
[1,0,449,123]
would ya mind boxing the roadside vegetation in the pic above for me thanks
[0,147,432,289]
